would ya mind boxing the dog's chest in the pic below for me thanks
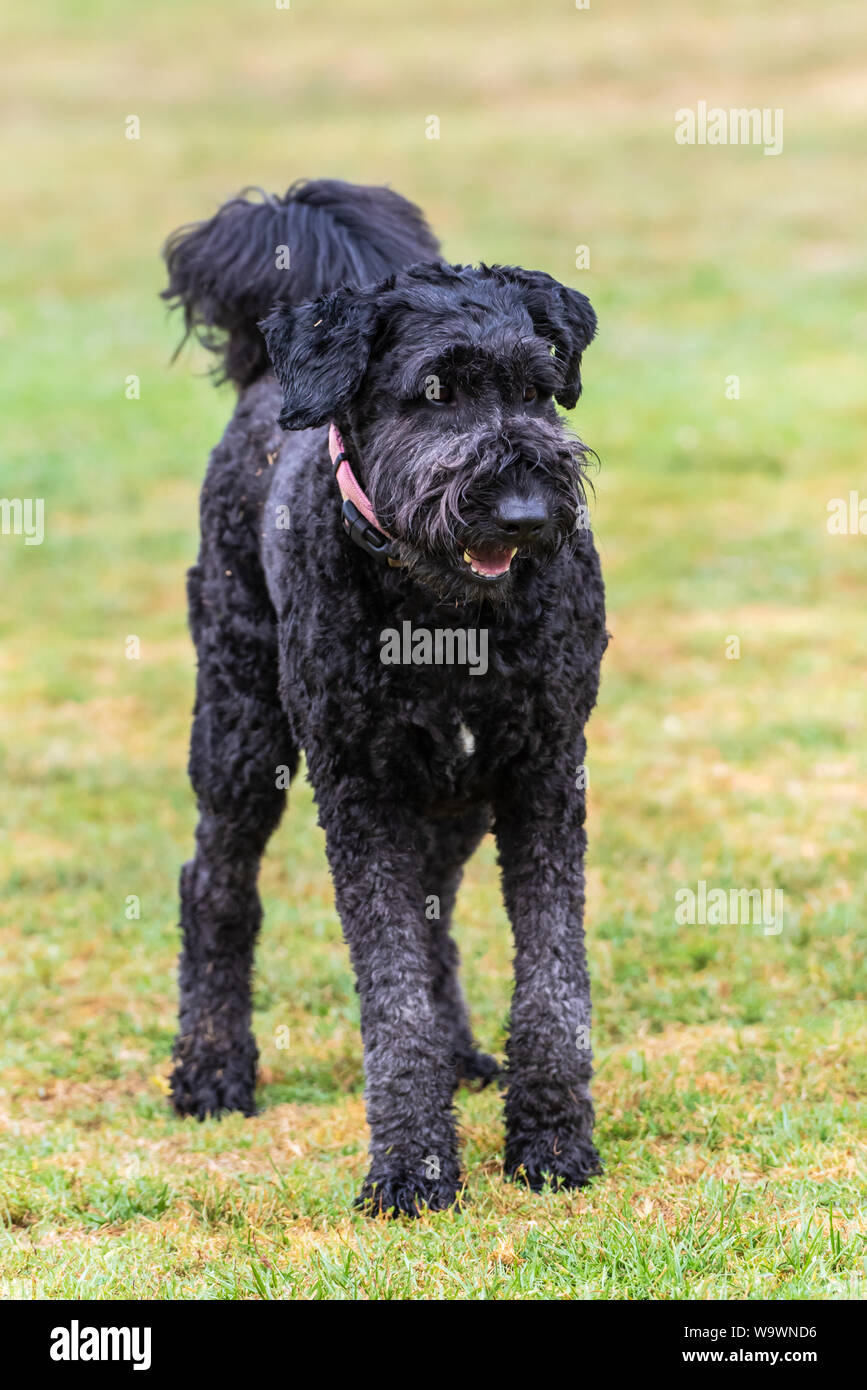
[417,713,486,815]
[456,722,476,759]
[413,702,501,803]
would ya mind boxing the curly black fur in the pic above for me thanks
[163,178,608,1217]
[162,179,440,387]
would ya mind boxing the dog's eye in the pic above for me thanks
[428,382,454,405]
[523,386,538,403]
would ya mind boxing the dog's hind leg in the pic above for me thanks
[170,552,296,1120]
[424,810,500,1091]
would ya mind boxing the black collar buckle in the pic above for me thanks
[341,499,397,564]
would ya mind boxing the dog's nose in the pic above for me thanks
[492,493,550,543]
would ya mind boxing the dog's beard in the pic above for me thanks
[363,417,592,606]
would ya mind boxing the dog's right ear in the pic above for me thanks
[260,287,378,430]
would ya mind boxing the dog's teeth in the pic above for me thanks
[509,548,517,559]
[463,550,473,565]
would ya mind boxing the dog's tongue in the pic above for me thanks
[467,545,516,577]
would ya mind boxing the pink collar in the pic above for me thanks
[328,424,399,564]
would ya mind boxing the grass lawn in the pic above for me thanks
[0,0,864,1298]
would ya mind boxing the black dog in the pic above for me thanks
[162,179,607,1216]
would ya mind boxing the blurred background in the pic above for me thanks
[0,0,864,1298]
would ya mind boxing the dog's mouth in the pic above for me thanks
[461,544,518,581]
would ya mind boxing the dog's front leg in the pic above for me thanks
[495,771,602,1191]
[322,801,462,1217]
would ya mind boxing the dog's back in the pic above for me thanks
[162,179,441,390]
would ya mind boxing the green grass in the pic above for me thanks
[0,0,865,1299]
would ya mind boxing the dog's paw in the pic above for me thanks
[355,1163,462,1219]
[504,1136,602,1193]
[455,1047,502,1091]
[169,1037,257,1120]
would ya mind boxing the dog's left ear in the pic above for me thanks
[260,286,378,430]
[494,266,597,409]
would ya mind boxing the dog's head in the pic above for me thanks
[262,263,597,605]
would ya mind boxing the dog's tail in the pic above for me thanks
[162,179,441,389]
